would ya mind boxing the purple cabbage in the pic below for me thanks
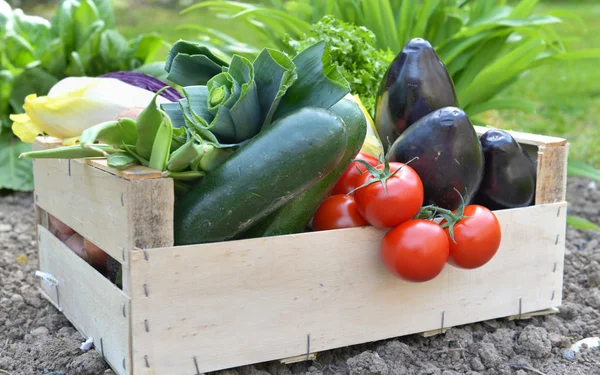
[100,71,183,102]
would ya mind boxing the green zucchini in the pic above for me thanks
[173,107,348,245]
[241,96,367,238]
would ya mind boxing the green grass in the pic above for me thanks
[480,1,600,167]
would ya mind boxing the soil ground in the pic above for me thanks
[1,178,599,375]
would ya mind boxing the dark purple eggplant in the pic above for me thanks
[388,107,483,210]
[374,38,458,150]
[473,130,536,210]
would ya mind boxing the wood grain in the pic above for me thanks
[38,226,130,375]
[129,203,566,374]
[535,144,569,204]
[33,139,175,266]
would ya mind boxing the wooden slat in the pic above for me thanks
[473,125,567,147]
[38,226,130,375]
[129,202,566,374]
[535,144,569,204]
[33,140,175,265]
[33,156,131,263]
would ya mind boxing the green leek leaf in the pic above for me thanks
[253,48,297,126]
[165,40,229,87]
[274,41,350,119]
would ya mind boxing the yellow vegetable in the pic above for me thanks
[346,94,384,159]
[10,77,170,143]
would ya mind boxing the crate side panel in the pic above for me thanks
[38,226,130,375]
[33,157,131,263]
[130,203,565,374]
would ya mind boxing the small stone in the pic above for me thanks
[57,326,76,338]
[515,371,527,375]
[563,349,576,361]
[48,372,68,375]
[31,326,49,336]
[478,343,502,368]
[10,294,24,303]
[347,351,389,375]
[470,358,485,372]
[0,223,12,232]
[517,326,552,358]
[104,370,116,375]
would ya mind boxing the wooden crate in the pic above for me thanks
[33,126,569,375]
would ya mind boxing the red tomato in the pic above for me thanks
[332,153,380,195]
[312,195,369,231]
[445,205,501,269]
[353,162,424,228]
[381,220,449,282]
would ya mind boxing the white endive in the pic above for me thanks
[11,77,171,143]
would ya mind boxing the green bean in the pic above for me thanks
[80,118,137,149]
[167,138,202,172]
[136,88,168,160]
[19,144,119,159]
[199,145,235,172]
[148,110,173,171]
[162,170,206,181]
[122,144,150,167]
[107,152,139,170]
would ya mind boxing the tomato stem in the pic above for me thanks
[414,189,471,244]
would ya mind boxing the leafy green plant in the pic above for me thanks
[283,16,394,115]
[0,0,162,191]
[182,0,600,117]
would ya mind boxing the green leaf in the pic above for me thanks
[567,159,600,181]
[73,20,104,73]
[9,67,58,115]
[99,29,128,70]
[4,32,36,67]
[225,56,261,141]
[510,0,538,19]
[465,98,536,116]
[66,51,86,76]
[0,133,33,191]
[51,0,75,53]
[10,9,53,47]
[253,48,297,125]
[397,0,418,48]
[73,0,101,50]
[39,39,67,77]
[0,0,11,32]
[129,33,162,65]
[161,101,187,129]
[274,41,350,119]
[459,38,546,108]
[165,40,229,87]
[567,215,600,232]
[91,0,115,29]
